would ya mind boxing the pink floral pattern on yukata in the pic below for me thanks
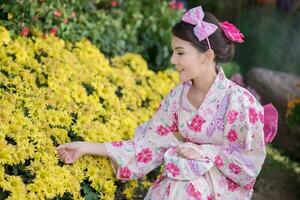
[111,141,123,147]
[156,113,178,135]
[207,195,214,200]
[166,163,180,177]
[188,114,206,132]
[243,179,256,190]
[227,110,238,124]
[119,167,131,180]
[226,177,239,192]
[186,183,202,200]
[156,125,170,136]
[226,129,238,142]
[229,163,242,174]
[259,111,264,123]
[249,107,258,125]
[137,148,153,163]
[244,90,254,104]
[214,155,224,168]
[104,67,267,200]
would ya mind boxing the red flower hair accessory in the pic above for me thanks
[219,21,245,43]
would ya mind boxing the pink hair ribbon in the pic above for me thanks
[181,6,217,49]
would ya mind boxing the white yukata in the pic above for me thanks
[104,66,266,200]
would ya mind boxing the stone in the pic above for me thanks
[246,68,300,159]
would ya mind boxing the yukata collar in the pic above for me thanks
[183,65,230,112]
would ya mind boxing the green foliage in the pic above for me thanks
[187,0,233,12]
[80,179,101,200]
[235,5,300,75]
[0,0,184,71]
[221,62,241,78]
[286,100,300,132]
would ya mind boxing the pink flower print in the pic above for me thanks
[214,155,224,168]
[168,122,178,132]
[137,148,153,163]
[111,141,123,147]
[243,179,256,190]
[166,183,171,196]
[207,195,214,200]
[156,124,170,136]
[188,114,206,132]
[244,91,254,104]
[227,110,238,124]
[226,177,239,192]
[226,129,238,142]
[229,163,241,174]
[259,111,264,123]
[186,183,202,200]
[249,107,258,125]
[166,163,180,177]
[119,167,131,180]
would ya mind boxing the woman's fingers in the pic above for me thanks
[57,149,71,163]
[56,144,68,150]
[56,142,75,151]
[56,142,84,164]
[59,149,80,164]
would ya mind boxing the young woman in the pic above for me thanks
[57,6,277,200]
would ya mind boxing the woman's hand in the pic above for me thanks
[56,141,86,164]
[176,142,205,160]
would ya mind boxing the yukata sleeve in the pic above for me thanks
[196,90,266,189]
[104,87,180,181]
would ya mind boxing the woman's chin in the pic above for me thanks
[179,77,188,83]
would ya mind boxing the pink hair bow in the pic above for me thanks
[181,6,217,46]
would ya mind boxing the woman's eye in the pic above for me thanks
[177,53,184,55]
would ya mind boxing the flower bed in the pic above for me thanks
[0,26,178,199]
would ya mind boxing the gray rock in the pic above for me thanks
[246,68,300,159]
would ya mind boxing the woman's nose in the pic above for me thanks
[171,53,177,65]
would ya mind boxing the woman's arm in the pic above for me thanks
[56,141,109,164]
[82,141,108,156]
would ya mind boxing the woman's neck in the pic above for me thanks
[191,62,218,94]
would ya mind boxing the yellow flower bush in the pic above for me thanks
[0,26,178,199]
[286,97,300,131]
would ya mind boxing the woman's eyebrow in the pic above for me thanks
[174,47,184,50]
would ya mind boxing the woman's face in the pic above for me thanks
[171,36,208,83]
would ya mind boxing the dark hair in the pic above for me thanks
[171,11,235,63]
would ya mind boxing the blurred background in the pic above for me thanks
[0,0,299,199]
[1,0,299,74]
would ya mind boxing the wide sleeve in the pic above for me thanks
[196,89,267,189]
[104,87,181,181]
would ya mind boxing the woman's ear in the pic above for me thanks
[204,49,215,61]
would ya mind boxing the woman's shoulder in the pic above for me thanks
[226,80,263,111]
